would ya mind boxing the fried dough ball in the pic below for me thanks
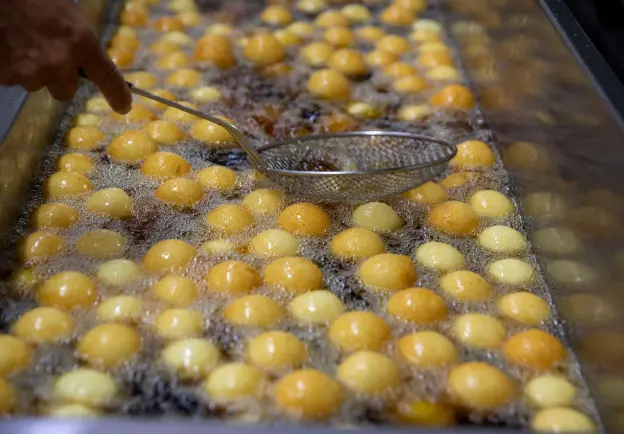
[395,400,455,426]
[247,331,307,371]
[155,51,190,70]
[193,35,236,68]
[155,308,203,339]
[430,85,476,110]
[346,102,379,119]
[0,335,31,376]
[141,152,191,180]
[153,276,198,307]
[503,141,551,173]
[108,130,158,163]
[397,104,433,121]
[488,258,534,286]
[302,42,334,67]
[275,369,342,419]
[45,171,93,198]
[393,76,429,94]
[468,190,515,217]
[144,120,185,145]
[380,5,414,26]
[96,295,143,323]
[97,259,141,286]
[415,242,465,272]
[196,166,237,191]
[440,270,492,301]
[356,26,385,43]
[289,290,345,324]
[453,314,505,349]
[12,307,74,343]
[108,48,135,68]
[450,140,495,168]
[478,226,526,254]
[243,189,283,214]
[125,71,158,88]
[328,49,368,77]
[162,339,220,379]
[366,50,397,67]
[561,293,618,325]
[387,287,446,324]
[531,408,596,433]
[111,32,140,51]
[189,86,221,103]
[498,292,550,325]
[85,96,110,114]
[110,104,157,124]
[287,21,314,37]
[244,34,285,66]
[428,201,480,237]
[427,65,461,81]
[204,23,233,36]
[201,239,237,255]
[148,39,179,55]
[77,323,141,368]
[525,375,577,408]
[21,231,66,262]
[504,329,566,371]
[205,204,253,234]
[307,69,351,100]
[417,51,453,68]
[206,260,261,294]
[297,0,327,14]
[323,26,355,48]
[32,203,78,230]
[152,16,184,32]
[143,239,197,271]
[523,192,568,222]
[359,253,416,291]
[163,101,200,123]
[377,35,409,55]
[329,311,390,352]
[398,331,458,367]
[38,271,97,310]
[404,182,448,205]
[203,363,266,404]
[274,29,301,47]
[191,117,236,146]
[331,228,385,260]
[410,18,442,40]
[87,188,133,219]
[342,4,371,22]
[224,295,285,327]
[315,10,349,27]
[533,227,581,255]
[337,351,400,395]
[260,5,292,25]
[155,178,204,207]
[352,202,403,232]
[278,203,331,236]
[264,257,323,293]
[166,68,200,88]
[46,403,101,418]
[178,10,201,26]
[448,362,515,410]
[383,61,417,78]
[121,2,149,26]
[57,153,94,174]
[67,125,103,151]
[53,369,117,407]
[440,172,479,189]
[0,380,16,413]
[160,30,194,46]
[251,230,300,258]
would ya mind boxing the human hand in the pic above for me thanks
[0,0,132,113]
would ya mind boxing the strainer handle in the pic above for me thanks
[128,84,268,170]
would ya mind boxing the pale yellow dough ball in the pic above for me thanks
[77,323,141,368]
[533,227,581,255]
[87,188,133,219]
[38,271,97,310]
[155,308,203,339]
[448,362,516,410]
[329,311,390,352]
[76,230,126,259]
[251,229,300,258]
[53,369,117,407]
[141,152,191,180]
[189,86,221,103]
[202,363,266,404]
[352,202,403,232]
[243,189,283,215]
[342,4,371,22]
[478,226,526,254]
[275,369,342,419]
[397,331,458,368]
[358,253,416,292]
[315,10,349,27]
[522,192,568,222]
[143,239,196,271]
[206,204,253,234]
[452,314,505,349]
[197,166,237,191]
[531,408,596,433]
[547,260,597,287]
[166,68,200,88]
[289,290,345,324]
[200,239,236,255]
[224,295,285,327]
[440,270,492,301]
[73,113,101,127]
[497,292,550,325]
[97,259,141,286]
[32,203,78,230]
[96,295,143,323]
[155,178,204,207]
[153,275,198,307]
[415,242,465,272]
[12,307,74,343]
[47,403,100,418]
[468,190,515,218]
[487,258,534,286]
[162,338,220,379]
[247,331,307,371]
[337,351,400,395]
[397,104,433,122]
[163,101,200,123]
[525,375,576,408]
[331,228,385,260]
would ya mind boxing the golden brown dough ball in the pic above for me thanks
[191,117,236,146]
[77,323,141,368]
[0,335,31,377]
[497,292,549,325]
[52,369,117,407]
[531,408,596,433]
[108,48,135,68]
[342,4,371,22]
[377,35,410,55]
[287,21,314,37]
[440,172,479,189]
[275,369,342,419]
[32,203,78,230]
[87,188,133,219]
[141,152,191,180]
[260,5,292,25]
[398,331,458,368]
[430,85,476,110]
[365,50,397,67]
[162,338,220,379]
[503,141,550,173]
[440,270,492,301]
[206,260,260,294]
[243,189,283,214]
[155,51,190,70]
[224,295,285,327]
[397,104,433,121]
[274,29,301,47]
[85,96,111,114]
[478,225,526,254]
[96,295,143,323]
[356,26,386,43]
[289,290,345,324]
[417,51,453,68]
[323,26,355,48]
[111,31,140,51]
[205,204,253,234]
[110,104,157,124]
[96,259,141,286]
[307,69,351,100]
[278,203,331,236]
[57,153,94,174]
[337,350,400,395]
[244,34,285,66]
[121,2,149,27]
[468,190,514,217]
[352,202,403,232]
[66,125,105,150]
[144,120,185,145]
[358,253,416,291]
[153,275,198,307]
[163,101,200,123]
[202,363,266,404]
[125,71,158,89]
[108,130,158,164]
[452,314,505,349]
[383,61,417,78]
[45,171,93,198]
[387,287,447,324]
[380,5,414,26]
[193,35,236,68]
[448,362,515,410]
[251,230,300,258]
[247,331,307,371]
[428,201,480,237]
[328,49,368,77]
[301,42,334,67]
[166,68,200,88]
[331,227,384,260]
[503,329,566,371]
[197,166,237,191]
[143,239,197,271]
[315,10,349,27]
[12,307,74,343]
[395,0,426,11]
[415,242,464,273]
[395,400,455,426]
[329,311,390,352]
[155,308,203,339]
[21,231,66,262]
[524,375,577,408]
[450,140,495,169]
[152,16,185,32]
[264,257,323,293]
[148,39,179,55]
[204,23,233,36]
[404,181,448,205]
[189,86,221,103]
[296,0,326,14]
[393,76,429,94]
[155,177,204,207]
[38,271,97,310]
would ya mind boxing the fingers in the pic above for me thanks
[46,69,79,101]
[78,31,132,114]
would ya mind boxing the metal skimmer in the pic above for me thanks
[130,84,457,203]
